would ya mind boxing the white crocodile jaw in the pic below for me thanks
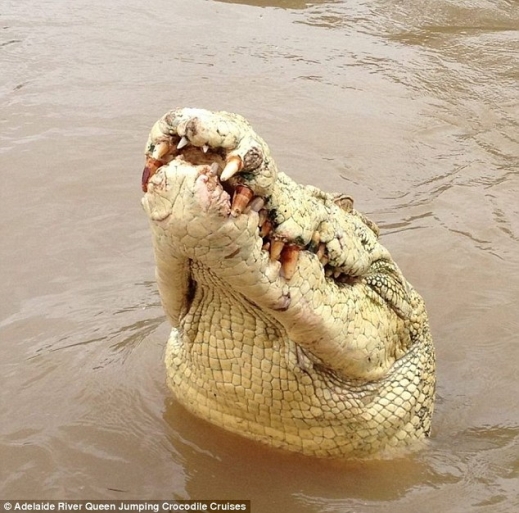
[141,108,436,457]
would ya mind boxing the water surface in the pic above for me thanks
[1,0,518,511]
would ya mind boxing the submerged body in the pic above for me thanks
[141,108,435,457]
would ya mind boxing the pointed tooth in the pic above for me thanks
[262,241,270,252]
[177,136,189,149]
[203,144,209,153]
[259,219,272,237]
[220,156,243,181]
[308,231,321,252]
[325,268,333,278]
[258,209,268,228]
[320,255,329,266]
[270,239,285,261]
[210,162,219,175]
[316,242,326,259]
[281,245,300,280]
[152,141,170,160]
[333,269,342,279]
[245,196,265,214]
[230,185,254,217]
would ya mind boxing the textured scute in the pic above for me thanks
[142,108,436,457]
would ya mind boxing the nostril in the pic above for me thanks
[243,146,263,171]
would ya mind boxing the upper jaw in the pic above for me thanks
[141,108,278,197]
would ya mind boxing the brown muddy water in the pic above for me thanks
[1,0,518,511]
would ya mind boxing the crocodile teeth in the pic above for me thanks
[220,156,243,181]
[203,144,209,153]
[316,242,326,260]
[320,255,329,266]
[317,243,329,266]
[230,185,254,217]
[152,141,170,160]
[177,136,189,149]
[280,245,300,280]
[246,196,265,214]
[270,239,285,261]
[258,209,268,228]
[259,219,272,237]
[308,231,321,252]
[210,162,219,175]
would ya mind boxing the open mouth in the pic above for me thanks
[142,136,255,220]
[142,141,300,281]
[141,108,381,287]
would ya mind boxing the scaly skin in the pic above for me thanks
[141,108,435,457]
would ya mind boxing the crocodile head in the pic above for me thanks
[141,108,435,457]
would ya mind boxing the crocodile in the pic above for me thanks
[140,108,435,457]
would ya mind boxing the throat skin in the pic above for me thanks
[162,260,433,457]
[150,209,406,383]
